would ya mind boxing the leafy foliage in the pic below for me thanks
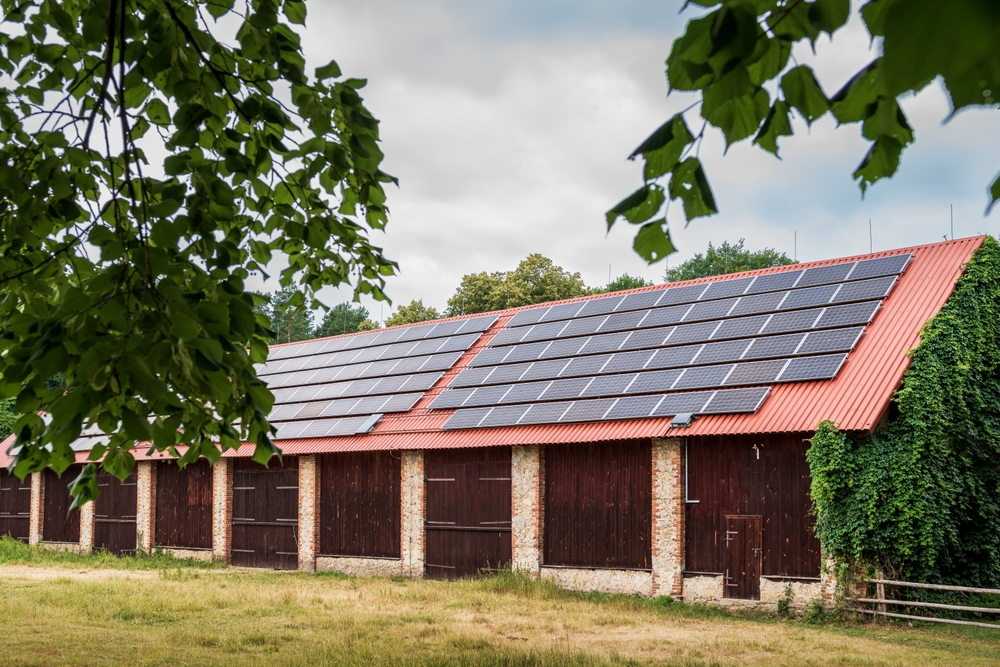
[665,239,794,282]
[0,398,17,441]
[313,302,371,338]
[255,287,315,344]
[445,254,588,316]
[384,299,440,327]
[592,274,654,294]
[807,236,1000,586]
[614,1,1000,264]
[0,0,396,500]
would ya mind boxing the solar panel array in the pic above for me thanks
[435,254,911,430]
[254,315,498,438]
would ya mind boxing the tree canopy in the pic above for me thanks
[0,0,395,500]
[313,302,371,339]
[607,0,1000,265]
[385,299,440,327]
[665,240,794,282]
[592,274,653,294]
[445,254,588,316]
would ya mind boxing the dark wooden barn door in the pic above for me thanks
[425,447,511,579]
[155,459,213,550]
[42,466,82,543]
[232,457,298,569]
[0,469,31,542]
[319,451,400,558]
[724,515,761,600]
[94,472,137,555]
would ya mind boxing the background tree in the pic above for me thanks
[0,0,396,500]
[665,240,795,282]
[385,300,440,327]
[356,318,379,331]
[313,302,370,338]
[258,288,316,344]
[591,274,654,294]
[607,0,1000,265]
[445,254,589,315]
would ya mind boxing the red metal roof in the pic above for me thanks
[3,237,984,466]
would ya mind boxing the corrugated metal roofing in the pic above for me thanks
[2,236,984,466]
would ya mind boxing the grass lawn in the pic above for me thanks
[1,539,998,665]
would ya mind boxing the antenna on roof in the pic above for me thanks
[869,219,873,253]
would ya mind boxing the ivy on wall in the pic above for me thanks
[808,236,1000,587]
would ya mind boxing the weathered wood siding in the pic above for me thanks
[94,472,137,555]
[425,447,511,579]
[319,451,400,558]
[155,459,213,550]
[42,466,82,543]
[0,468,30,541]
[543,440,652,570]
[685,433,820,579]
[231,457,298,570]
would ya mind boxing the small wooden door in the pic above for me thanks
[94,473,138,555]
[0,469,31,542]
[231,458,298,570]
[425,447,512,579]
[724,515,761,600]
[43,466,82,543]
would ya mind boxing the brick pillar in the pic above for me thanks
[651,437,684,598]
[212,458,233,562]
[79,501,95,554]
[511,444,542,576]
[297,455,320,572]
[28,472,43,545]
[400,450,425,578]
[135,461,156,553]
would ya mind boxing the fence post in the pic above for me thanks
[875,570,886,619]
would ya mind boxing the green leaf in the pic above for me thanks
[121,408,154,443]
[668,157,718,220]
[315,59,342,80]
[809,0,851,37]
[830,61,882,124]
[853,136,904,194]
[753,100,794,156]
[861,96,913,145]
[781,66,829,125]
[702,67,770,146]
[632,219,676,264]
[746,36,791,86]
[860,0,892,37]
[283,0,307,25]
[987,171,1000,215]
[605,184,666,229]
[630,114,695,182]
[144,99,170,126]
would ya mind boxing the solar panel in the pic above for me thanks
[728,291,787,317]
[848,254,910,280]
[581,373,637,397]
[723,359,786,386]
[619,327,673,350]
[408,337,447,357]
[711,314,769,340]
[519,401,572,424]
[779,284,839,310]
[466,385,514,407]
[318,398,360,418]
[539,337,588,358]
[796,327,863,355]
[617,290,665,311]
[521,321,569,342]
[579,331,630,354]
[700,276,754,300]
[349,395,393,415]
[487,363,532,384]
[797,263,855,287]
[744,270,802,294]
[602,349,657,373]
[539,377,592,400]
[507,308,548,328]
[646,346,700,369]
[450,367,496,388]
[269,403,305,421]
[430,387,475,409]
[370,375,409,394]
[673,364,734,390]
[641,304,691,328]
[577,295,623,317]
[540,302,585,322]
[598,310,649,332]
[420,352,464,372]
[559,315,607,338]
[814,301,880,328]
[666,321,719,345]
[487,328,528,347]
[627,369,684,394]
[702,386,770,413]
[559,354,611,377]
[559,398,616,422]
[693,339,751,365]
[520,358,571,381]
[428,320,465,337]
[442,407,492,429]
[399,372,444,392]
[359,359,398,378]
[652,391,714,416]
[503,341,550,363]
[499,382,551,404]
[742,333,805,359]
[684,298,737,321]
[762,309,823,334]
[468,346,511,367]
[606,395,663,420]
[777,354,847,382]
[830,276,896,303]
[656,284,706,306]
[438,332,485,352]
[379,393,424,413]
[479,405,529,428]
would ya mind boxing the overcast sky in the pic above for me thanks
[258,0,1000,323]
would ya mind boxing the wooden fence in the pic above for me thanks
[850,579,1000,630]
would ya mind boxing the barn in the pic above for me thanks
[1,237,985,607]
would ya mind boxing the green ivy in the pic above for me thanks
[808,236,1000,587]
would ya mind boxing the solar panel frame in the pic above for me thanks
[506,308,549,328]
[702,386,770,413]
[830,276,896,303]
[741,333,806,359]
[778,284,839,310]
[442,407,492,430]
[617,290,665,311]
[539,377,593,401]
[796,327,864,355]
[846,253,910,280]
[577,295,624,317]
[626,369,684,394]
[520,358,572,381]
[578,331,631,354]
[518,401,573,424]
[605,394,663,420]
[722,359,787,386]
[430,387,476,409]
[699,276,754,300]
[814,301,880,328]
[684,298,737,322]
[602,349,657,373]
[652,391,714,416]
[743,270,803,294]
[777,354,847,382]
[797,263,855,287]
[559,398,617,423]
[672,364,734,390]
[479,405,530,427]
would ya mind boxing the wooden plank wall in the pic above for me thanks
[94,472,137,555]
[685,433,820,578]
[425,447,511,579]
[42,466,82,543]
[0,468,30,541]
[232,456,298,569]
[155,459,213,550]
[544,440,652,570]
[319,451,400,558]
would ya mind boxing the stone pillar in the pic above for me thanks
[79,501,95,554]
[511,444,542,576]
[212,458,233,562]
[651,437,684,598]
[28,471,43,546]
[135,461,156,553]
[400,450,425,578]
[297,455,320,572]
